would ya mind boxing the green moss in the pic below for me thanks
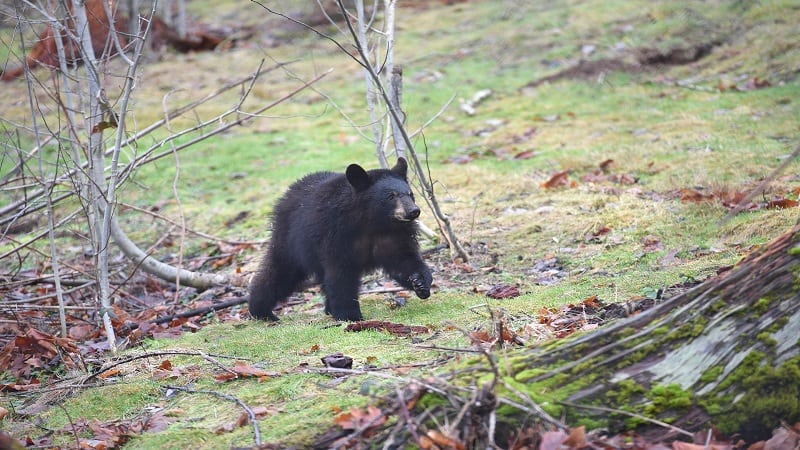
[514,368,549,382]
[765,317,789,333]
[699,365,724,384]
[574,416,605,430]
[668,317,709,342]
[538,373,570,389]
[629,343,659,364]
[416,392,450,410]
[787,245,800,256]
[570,360,597,375]
[708,300,728,315]
[564,342,591,355]
[617,328,637,339]
[650,326,670,336]
[558,376,596,398]
[716,351,765,391]
[644,384,693,416]
[605,382,694,429]
[712,356,800,440]
[605,379,646,405]
[752,297,773,315]
[755,331,777,348]
[501,377,565,419]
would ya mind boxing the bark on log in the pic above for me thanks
[364,223,800,447]
[503,224,800,441]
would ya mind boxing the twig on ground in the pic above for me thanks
[85,350,246,383]
[499,379,567,429]
[54,402,81,449]
[557,400,694,437]
[151,297,249,324]
[3,281,95,305]
[719,142,800,226]
[394,386,421,444]
[164,384,261,446]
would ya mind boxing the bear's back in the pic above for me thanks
[281,171,342,206]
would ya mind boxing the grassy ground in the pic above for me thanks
[1,0,799,448]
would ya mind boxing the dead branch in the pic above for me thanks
[0,62,292,226]
[150,297,248,324]
[108,69,331,289]
[163,384,262,446]
[719,141,800,225]
[251,0,468,260]
[84,349,246,383]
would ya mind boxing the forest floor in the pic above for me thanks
[1,0,799,448]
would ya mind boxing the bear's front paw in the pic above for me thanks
[409,272,432,299]
[330,309,364,322]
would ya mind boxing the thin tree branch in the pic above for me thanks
[18,2,68,338]
[334,0,468,261]
[719,141,800,226]
[108,69,331,289]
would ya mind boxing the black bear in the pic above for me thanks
[248,158,433,321]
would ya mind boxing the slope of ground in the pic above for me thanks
[1,0,799,448]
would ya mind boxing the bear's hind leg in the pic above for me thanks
[321,269,364,321]
[248,262,306,321]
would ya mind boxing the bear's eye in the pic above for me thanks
[387,192,397,200]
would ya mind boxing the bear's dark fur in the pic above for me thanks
[248,158,432,321]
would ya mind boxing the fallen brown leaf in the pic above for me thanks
[486,284,520,299]
[541,170,574,189]
[564,425,587,448]
[426,429,466,450]
[540,430,569,450]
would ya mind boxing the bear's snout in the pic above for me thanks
[394,199,421,221]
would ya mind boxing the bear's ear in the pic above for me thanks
[346,164,373,191]
[391,157,408,179]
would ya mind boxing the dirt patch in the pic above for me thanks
[636,41,720,65]
[522,41,722,88]
[522,58,644,89]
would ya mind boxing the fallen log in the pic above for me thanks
[327,222,800,447]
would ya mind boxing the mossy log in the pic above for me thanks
[500,223,800,440]
[345,224,800,449]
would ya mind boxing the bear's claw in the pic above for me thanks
[409,272,431,299]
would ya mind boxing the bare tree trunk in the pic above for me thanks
[17,4,69,338]
[351,0,387,168]
[71,0,119,351]
[335,0,469,261]
[127,0,139,42]
[175,0,186,38]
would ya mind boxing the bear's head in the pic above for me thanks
[346,158,421,225]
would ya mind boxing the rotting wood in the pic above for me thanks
[339,224,800,447]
